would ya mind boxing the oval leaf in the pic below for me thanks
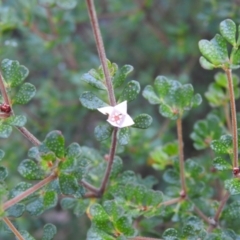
[94,123,113,141]
[225,178,240,195]
[14,82,36,104]
[113,65,134,88]
[81,73,107,90]
[132,114,152,129]
[220,19,236,46]
[42,223,57,240]
[119,80,140,102]
[0,124,12,138]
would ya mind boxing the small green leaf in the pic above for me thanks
[191,93,202,108]
[94,123,113,141]
[44,130,65,158]
[230,47,240,65]
[6,203,25,218]
[18,159,45,180]
[211,34,228,61]
[198,39,223,65]
[81,73,107,90]
[210,135,232,154]
[225,178,240,195]
[42,223,57,240]
[115,216,135,236]
[80,91,108,110]
[213,157,231,171]
[56,0,77,9]
[5,115,27,127]
[181,216,203,238]
[142,85,161,104]
[0,149,5,161]
[26,198,44,216]
[9,182,32,198]
[159,103,176,120]
[119,80,140,102]
[162,228,179,239]
[132,114,152,129]
[113,65,134,88]
[0,166,8,181]
[0,124,12,138]
[19,230,36,240]
[65,142,82,159]
[1,59,29,87]
[220,19,237,46]
[14,82,36,104]
[163,169,179,184]
[59,172,78,195]
[199,56,215,70]
[43,191,58,209]
[117,127,130,145]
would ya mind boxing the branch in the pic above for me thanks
[86,0,116,106]
[3,173,57,211]
[225,69,238,169]
[2,217,24,240]
[176,118,187,196]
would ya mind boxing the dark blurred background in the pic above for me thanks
[1,0,240,239]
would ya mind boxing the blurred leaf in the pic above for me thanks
[119,80,140,102]
[6,203,25,218]
[115,216,135,236]
[65,142,82,159]
[225,178,240,195]
[0,166,8,181]
[213,157,231,171]
[26,198,44,216]
[199,56,214,70]
[132,114,152,129]
[163,169,179,185]
[14,82,36,104]
[220,19,236,46]
[113,65,134,88]
[43,191,58,209]
[142,85,161,104]
[18,159,45,180]
[0,149,5,161]
[210,134,232,155]
[0,124,12,138]
[117,127,129,145]
[181,216,203,238]
[5,115,27,127]
[42,223,57,240]
[19,230,36,240]
[9,182,32,198]
[1,59,29,87]
[94,123,113,141]
[162,228,179,239]
[56,0,77,9]
[80,92,108,110]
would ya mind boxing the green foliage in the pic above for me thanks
[143,76,202,119]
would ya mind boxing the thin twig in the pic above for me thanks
[81,180,99,194]
[207,191,230,232]
[194,205,215,226]
[86,0,116,106]
[0,73,11,105]
[225,69,238,168]
[16,126,41,146]
[2,217,24,240]
[99,128,118,194]
[158,197,181,208]
[3,173,57,211]
[224,103,231,132]
[176,118,187,196]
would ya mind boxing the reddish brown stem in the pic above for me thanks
[176,118,187,196]
[0,73,11,105]
[207,191,230,232]
[2,217,24,240]
[15,126,41,146]
[3,173,57,211]
[86,0,116,106]
[225,69,238,168]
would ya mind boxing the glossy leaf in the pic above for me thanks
[132,114,152,129]
[220,19,236,46]
[94,123,113,141]
[80,91,108,110]
[162,228,179,239]
[113,65,134,88]
[210,135,232,154]
[0,166,8,181]
[14,82,36,104]
[115,216,135,236]
[43,191,58,209]
[42,223,57,240]
[225,178,240,195]
[81,72,107,90]
[119,80,140,102]
[1,59,29,87]
[0,124,12,138]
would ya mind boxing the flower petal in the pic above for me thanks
[97,106,113,115]
[120,114,134,128]
[114,101,127,114]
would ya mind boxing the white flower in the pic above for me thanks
[97,101,134,128]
